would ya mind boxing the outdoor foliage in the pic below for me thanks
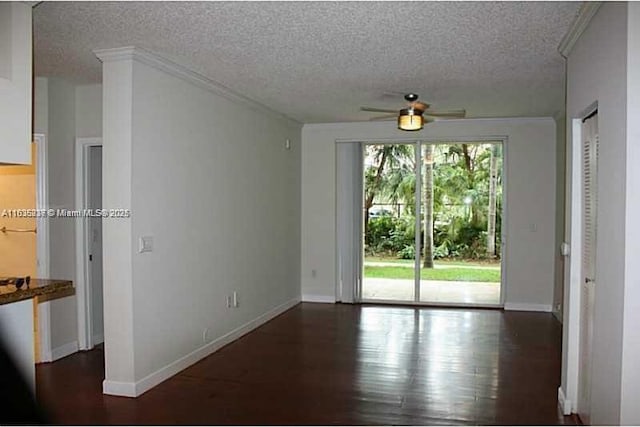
[364,143,503,261]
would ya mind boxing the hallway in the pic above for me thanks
[36,303,578,425]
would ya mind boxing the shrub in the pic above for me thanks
[397,244,415,260]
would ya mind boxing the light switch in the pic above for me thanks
[139,236,153,253]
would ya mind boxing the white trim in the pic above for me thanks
[500,138,508,306]
[558,386,573,415]
[301,294,336,303]
[558,2,603,58]
[504,303,552,312]
[414,142,422,301]
[75,137,103,351]
[51,340,79,361]
[93,46,300,128]
[102,381,136,398]
[34,133,53,363]
[361,299,503,309]
[103,297,300,397]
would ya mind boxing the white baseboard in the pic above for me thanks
[93,333,104,345]
[504,302,552,312]
[558,386,572,415]
[301,294,336,303]
[103,380,136,397]
[103,296,301,398]
[51,340,79,361]
[40,349,53,363]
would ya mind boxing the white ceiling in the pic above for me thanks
[33,1,581,123]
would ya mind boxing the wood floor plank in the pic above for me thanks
[35,303,580,425]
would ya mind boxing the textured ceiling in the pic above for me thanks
[33,1,580,123]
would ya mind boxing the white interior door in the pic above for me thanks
[578,113,598,424]
[88,146,104,345]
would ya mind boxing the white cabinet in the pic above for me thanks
[0,3,32,165]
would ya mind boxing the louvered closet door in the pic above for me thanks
[578,113,598,424]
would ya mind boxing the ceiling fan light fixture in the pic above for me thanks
[398,108,424,131]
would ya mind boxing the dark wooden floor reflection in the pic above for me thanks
[36,303,579,425]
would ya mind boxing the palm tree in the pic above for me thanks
[487,144,499,257]
[364,145,414,232]
[423,144,435,268]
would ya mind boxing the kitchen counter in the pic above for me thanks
[0,279,74,305]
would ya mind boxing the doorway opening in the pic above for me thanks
[75,138,103,350]
[361,141,504,306]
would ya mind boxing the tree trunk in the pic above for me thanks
[423,145,434,268]
[487,145,498,257]
[461,144,479,226]
[364,148,390,234]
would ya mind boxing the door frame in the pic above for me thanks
[75,137,103,350]
[356,137,507,308]
[34,133,53,362]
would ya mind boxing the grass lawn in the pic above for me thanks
[364,265,501,282]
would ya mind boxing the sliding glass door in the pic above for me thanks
[361,141,503,306]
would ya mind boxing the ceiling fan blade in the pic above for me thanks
[412,101,430,111]
[369,114,398,121]
[361,107,398,114]
[423,109,466,118]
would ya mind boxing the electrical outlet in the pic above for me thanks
[226,296,231,308]
[233,291,239,308]
[202,328,210,343]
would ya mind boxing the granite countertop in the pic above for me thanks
[0,279,74,305]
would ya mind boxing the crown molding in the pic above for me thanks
[93,46,301,128]
[558,2,603,58]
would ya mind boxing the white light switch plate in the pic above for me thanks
[139,236,153,253]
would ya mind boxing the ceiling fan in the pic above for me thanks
[360,93,466,131]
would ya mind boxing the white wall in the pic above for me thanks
[75,84,102,138]
[562,3,628,424]
[553,112,566,320]
[98,48,301,394]
[46,77,78,353]
[34,77,48,135]
[621,3,640,424]
[301,118,557,310]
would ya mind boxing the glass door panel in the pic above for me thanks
[361,143,416,302]
[419,142,502,305]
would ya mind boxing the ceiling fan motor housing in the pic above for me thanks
[404,93,419,102]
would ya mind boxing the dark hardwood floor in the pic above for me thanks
[35,303,579,425]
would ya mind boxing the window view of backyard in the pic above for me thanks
[362,142,503,305]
